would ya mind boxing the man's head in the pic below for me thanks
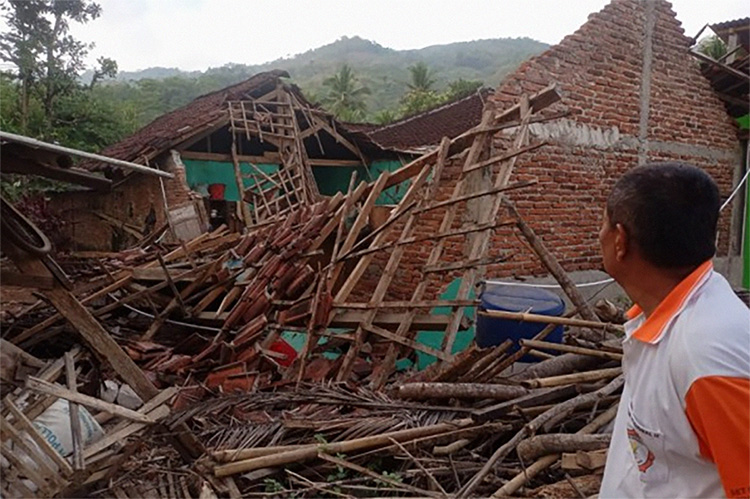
[599,162,720,277]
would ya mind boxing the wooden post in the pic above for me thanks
[504,200,600,323]
[231,140,253,228]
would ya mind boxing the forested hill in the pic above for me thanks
[89,36,548,125]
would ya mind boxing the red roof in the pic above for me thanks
[367,89,493,152]
[81,70,291,171]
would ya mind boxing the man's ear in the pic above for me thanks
[614,223,629,261]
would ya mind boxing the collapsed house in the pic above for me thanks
[2,1,748,498]
[49,69,408,251]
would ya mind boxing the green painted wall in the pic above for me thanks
[311,159,409,205]
[184,158,410,205]
[183,159,279,202]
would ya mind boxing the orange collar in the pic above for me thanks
[625,260,713,343]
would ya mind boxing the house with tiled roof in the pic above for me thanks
[50,70,405,250]
[367,89,493,153]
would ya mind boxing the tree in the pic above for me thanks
[0,0,46,132]
[697,35,727,60]
[406,62,436,93]
[400,62,442,117]
[321,64,370,121]
[445,78,483,101]
[0,0,104,136]
[373,109,398,125]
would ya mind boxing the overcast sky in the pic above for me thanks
[22,0,750,72]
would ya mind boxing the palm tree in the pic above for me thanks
[407,62,436,93]
[400,62,441,116]
[321,64,370,121]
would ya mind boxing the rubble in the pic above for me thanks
[1,85,628,498]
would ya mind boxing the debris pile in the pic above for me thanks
[1,84,629,498]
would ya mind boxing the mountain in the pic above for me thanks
[92,36,548,124]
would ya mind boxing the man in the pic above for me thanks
[598,162,749,498]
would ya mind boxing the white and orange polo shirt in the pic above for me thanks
[600,261,750,498]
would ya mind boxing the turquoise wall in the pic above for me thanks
[183,159,279,202]
[311,159,409,205]
[184,158,410,205]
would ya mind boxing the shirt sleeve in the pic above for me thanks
[685,375,750,499]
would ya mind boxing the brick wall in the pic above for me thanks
[49,151,196,251]
[352,0,740,302]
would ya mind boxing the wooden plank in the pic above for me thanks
[84,405,170,461]
[26,378,157,424]
[84,387,176,459]
[370,137,455,388]
[471,385,579,422]
[0,416,64,492]
[505,200,600,322]
[441,94,536,356]
[362,324,451,361]
[64,352,85,471]
[417,180,536,217]
[462,141,548,174]
[10,273,132,347]
[328,171,390,289]
[231,141,253,226]
[0,271,55,289]
[423,254,512,274]
[342,218,517,261]
[329,311,452,331]
[178,150,281,164]
[332,157,434,304]
[334,299,480,310]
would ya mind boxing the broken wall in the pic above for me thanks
[49,152,196,251]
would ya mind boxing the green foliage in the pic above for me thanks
[400,88,444,117]
[697,35,727,60]
[321,64,370,121]
[406,62,436,93]
[262,478,286,493]
[445,78,484,100]
[380,470,403,486]
[0,0,108,134]
[373,109,398,125]
[325,453,350,482]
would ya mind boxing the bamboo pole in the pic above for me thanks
[520,339,623,361]
[520,367,623,389]
[213,419,474,477]
[396,382,529,401]
[477,309,622,332]
[492,402,619,497]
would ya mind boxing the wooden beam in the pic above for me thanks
[0,271,55,289]
[1,153,112,190]
[330,311,454,331]
[179,150,281,164]
[26,377,157,424]
[689,49,750,81]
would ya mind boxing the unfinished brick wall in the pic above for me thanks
[354,0,740,302]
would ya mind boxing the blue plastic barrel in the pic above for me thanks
[476,285,565,362]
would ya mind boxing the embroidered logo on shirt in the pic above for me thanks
[628,428,655,472]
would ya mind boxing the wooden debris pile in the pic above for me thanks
[1,83,631,497]
[92,331,624,498]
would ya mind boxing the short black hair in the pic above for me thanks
[606,162,720,268]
